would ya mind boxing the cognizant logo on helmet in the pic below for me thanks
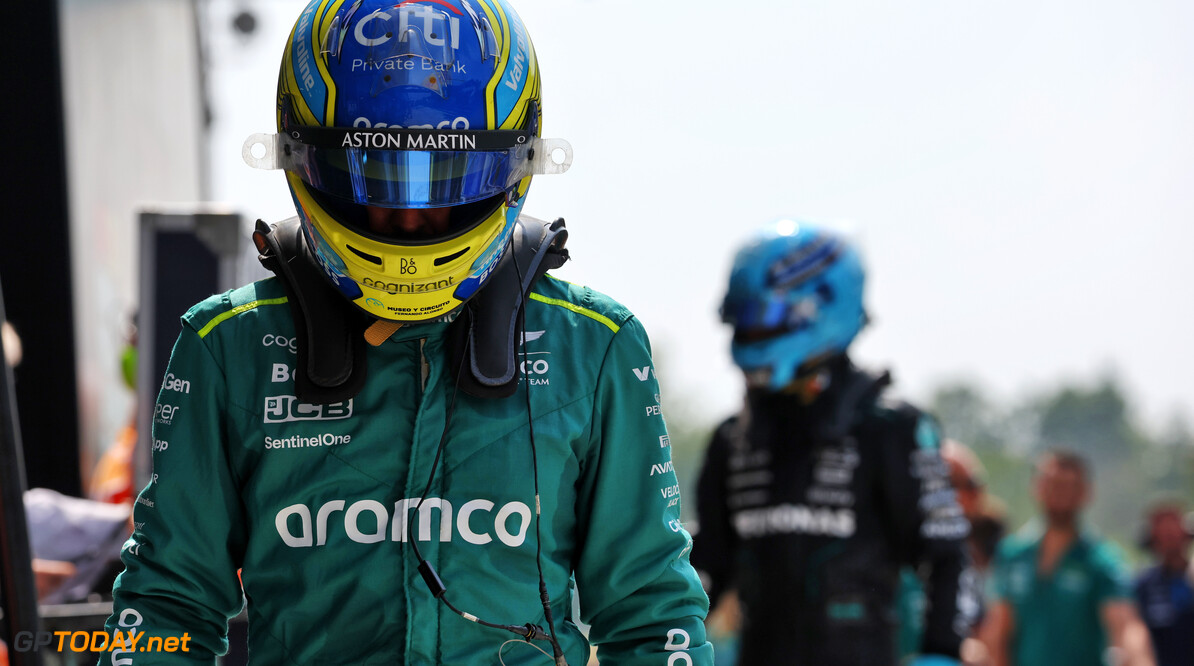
[275,498,532,548]
[363,276,455,294]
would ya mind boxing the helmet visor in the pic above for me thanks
[722,294,821,340]
[244,127,572,208]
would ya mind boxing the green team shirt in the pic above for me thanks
[103,274,713,665]
[989,524,1132,666]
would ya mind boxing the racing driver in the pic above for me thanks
[691,219,978,665]
[101,1,712,664]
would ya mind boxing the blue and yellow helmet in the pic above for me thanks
[721,220,867,391]
[244,0,571,322]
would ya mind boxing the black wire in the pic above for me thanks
[401,232,567,663]
[404,328,530,639]
[510,237,567,664]
[405,324,523,634]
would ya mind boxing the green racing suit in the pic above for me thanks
[103,273,712,665]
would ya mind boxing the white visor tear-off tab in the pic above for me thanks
[243,133,284,170]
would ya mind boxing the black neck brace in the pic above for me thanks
[253,215,569,404]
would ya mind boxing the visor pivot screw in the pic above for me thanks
[384,75,392,82]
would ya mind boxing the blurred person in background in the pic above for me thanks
[941,440,1007,577]
[2,321,20,368]
[1,321,14,666]
[1133,502,1194,666]
[88,311,139,506]
[691,219,979,665]
[100,0,713,663]
[980,449,1155,666]
[3,322,129,604]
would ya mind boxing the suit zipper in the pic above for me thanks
[419,338,429,393]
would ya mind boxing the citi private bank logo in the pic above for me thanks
[264,395,354,424]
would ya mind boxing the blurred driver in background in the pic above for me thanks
[692,219,978,665]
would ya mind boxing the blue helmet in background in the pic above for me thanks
[721,219,867,391]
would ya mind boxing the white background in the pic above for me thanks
[202,0,1194,431]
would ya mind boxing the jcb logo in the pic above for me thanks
[264,396,353,424]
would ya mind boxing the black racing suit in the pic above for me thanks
[691,357,977,664]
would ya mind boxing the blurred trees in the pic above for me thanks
[930,374,1194,556]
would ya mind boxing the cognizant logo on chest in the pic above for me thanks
[275,498,532,548]
[264,395,353,423]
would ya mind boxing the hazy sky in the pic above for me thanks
[204,0,1194,431]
